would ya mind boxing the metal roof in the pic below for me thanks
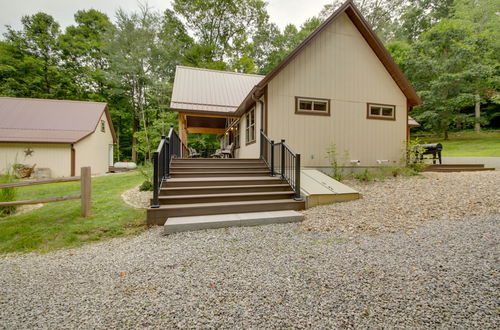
[170,66,264,116]
[408,116,420,127]
[0,97,116,143]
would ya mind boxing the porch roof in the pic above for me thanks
[170,66,264,116]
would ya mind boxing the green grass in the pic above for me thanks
[0,171,145,254]
[413,130,500,157]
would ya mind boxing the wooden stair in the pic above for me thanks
[147,158,305,225]
[424,164,495,172]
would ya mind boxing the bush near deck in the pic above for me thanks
[412,130,500,157]
[0,171,145,254]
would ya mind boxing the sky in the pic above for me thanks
[0,0,332,35]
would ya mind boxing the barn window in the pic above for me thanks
[295,97,330,116]
[367,103,395,120]
[245,108,256,144]
[101,120,106,132]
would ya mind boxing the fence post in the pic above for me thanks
[280,139,285,179]
[151,152,160,208]
[294,154,301,200]
[270,140,275,176]
[80,167,91,217]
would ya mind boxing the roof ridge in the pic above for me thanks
[0,97,107,105]
[176,65,265,78]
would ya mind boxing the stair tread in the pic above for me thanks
[159,191,294,199]
[150,199,303,210]
[161,183,291,191]
[166,176,281,182]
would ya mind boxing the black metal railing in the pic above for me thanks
[151,125,187,208]
[260,130,301,200]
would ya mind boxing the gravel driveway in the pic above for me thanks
[1,214,498,329]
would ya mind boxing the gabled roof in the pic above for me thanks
[235,0,422,115]
[408,116,420,127]
[0,97,117,143]
[170,66,264,116]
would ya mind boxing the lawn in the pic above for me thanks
[0,171,145,254]
[413,130,500,157]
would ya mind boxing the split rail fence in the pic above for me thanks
[0,166,92,217]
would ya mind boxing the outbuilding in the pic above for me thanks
[0,97,116,177]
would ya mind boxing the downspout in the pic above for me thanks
[70,144,76,176]
[251,87,265,134]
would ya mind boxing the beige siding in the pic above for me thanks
[0,143,71,177]
[267,13,407,167]
[74,112,114,175]
[234,102,262,159]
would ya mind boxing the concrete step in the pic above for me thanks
[164,210,305,234]
[147,199,305,225]
[156,191,295,205]
[164,176,286,187]
[160,184,292,196]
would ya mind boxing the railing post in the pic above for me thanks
[280,139,285,179]
[165,136,170,178]
[294,153,301,200]
[151,152,160,208]
[80,166,91,217]
[259,129,263,159]
[161,135,166,180]
[270,140,275,176]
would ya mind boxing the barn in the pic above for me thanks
[0,97,116,178]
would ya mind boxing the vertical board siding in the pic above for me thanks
[74,112,115,175]
[267,13,407,167]
[0,143,71,177]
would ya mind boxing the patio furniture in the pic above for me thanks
[210,149,223,158]
[221,143,234,158]
[188,147,201,158]
[415,143,442,164]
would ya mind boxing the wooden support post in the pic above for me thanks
[270,140,275,176]
[80,167,91,217]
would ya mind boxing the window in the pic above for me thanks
[295,97,330,116]
[245,107,256,144]
[101,120,106,132]
[367,103,396,120]
[234,123,240,149]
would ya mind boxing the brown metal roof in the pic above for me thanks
[235,0,422,116]
[170,66,264,116]
[0,97,117,143]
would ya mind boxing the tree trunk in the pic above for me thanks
[474,94,481,133]
[444,129,449,141]
[132,118,139,162]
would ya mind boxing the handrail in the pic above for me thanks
[259,129,301,200]
[151,125,186,208]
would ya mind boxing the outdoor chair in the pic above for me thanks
[188,147,201,158]
[211,149,223,158]
[221,143,235,158]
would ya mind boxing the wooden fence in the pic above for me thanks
[0,166,91,217]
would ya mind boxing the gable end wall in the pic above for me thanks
[267,13,407,167]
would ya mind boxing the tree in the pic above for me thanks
[1,13,70,98]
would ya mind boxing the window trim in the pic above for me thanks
[295,96,331,116]
[366,103,396,121]
[245,107,256,145]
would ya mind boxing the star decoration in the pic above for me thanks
[24,147,34,157]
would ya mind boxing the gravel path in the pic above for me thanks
[303,171,500,234]
[1,214,498,328]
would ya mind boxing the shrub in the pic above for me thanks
[326,144,349,181]
[402,138,426,172]
[139,180,153,191]
[138,163,153,191]
[0,169,17,217]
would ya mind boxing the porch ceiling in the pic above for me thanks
[185,115,226,134]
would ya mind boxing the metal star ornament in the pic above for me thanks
[24,147,34,157]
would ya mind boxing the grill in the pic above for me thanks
[416,143,443,164]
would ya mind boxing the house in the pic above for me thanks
[0,97,116,177]
[170,0,422,170]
